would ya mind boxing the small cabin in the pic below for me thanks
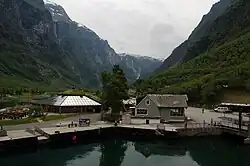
[135,94,188,123]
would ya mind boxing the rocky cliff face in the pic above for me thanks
[118,53,162,81]
[0,0,80,88]
[44,1,162,87]
[0,0,161,89]
[157,0,235,72]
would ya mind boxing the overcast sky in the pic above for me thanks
[51,0,219,59]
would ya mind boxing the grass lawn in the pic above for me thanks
[0,114,76,126]
[0,118,37,126]
[42,114,76,121]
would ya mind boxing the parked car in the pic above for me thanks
[214,107,232,113]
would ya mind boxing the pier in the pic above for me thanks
[1,120,249,145]
[1,105,250,154]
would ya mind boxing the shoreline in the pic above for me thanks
[0,122,248,156]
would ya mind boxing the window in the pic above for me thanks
[137,109,148,115]
[170,109,184,117]
[173,100,180,105]
[145,100,150,106]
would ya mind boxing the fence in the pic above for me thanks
[34,127,50,138]
[182,121,249,130]
[157,124,165,130]
[177,120,250,137]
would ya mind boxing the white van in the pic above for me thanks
[214,107,232,113]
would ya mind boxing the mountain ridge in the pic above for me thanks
[44,1,162,87]
[0,0,81,89]
[0,0,161,90]
[157,0,235,72]
[136,0,250,104]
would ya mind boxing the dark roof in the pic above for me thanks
[220,103,250,112]
[147,94,188,108]
[220,103,250,107]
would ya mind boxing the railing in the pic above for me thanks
[26,128,37,136]
[34,127,50,138]
[157,124,165,130]
[181,121,249,130]
[185,122,211,129]
[178,121,249,136]
[176,122,220,137]
[218,121,248,131]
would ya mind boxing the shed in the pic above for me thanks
[33,95,101,113]
[135,94,188,123]
[123,98,136,112]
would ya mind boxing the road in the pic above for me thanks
[185,107,249,123]
[4,113,101,131]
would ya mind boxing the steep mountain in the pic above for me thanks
[44,1,162,87]
[44,0,121,89]
[0,0,81,89]
[157,0,234,72]
[0,0,160,90]
[118,53,162,81]
[136,0,250,104]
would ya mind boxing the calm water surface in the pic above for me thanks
[1,137,250,166]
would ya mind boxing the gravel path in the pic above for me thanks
[185,107,249,123]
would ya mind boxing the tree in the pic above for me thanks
[99,140,127,166]
[101,65,129,120]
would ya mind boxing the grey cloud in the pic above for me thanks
[52,0,219,58]
[149,23,183,57]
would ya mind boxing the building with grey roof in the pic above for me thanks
[135,94,188,123]
[33,95,101,113]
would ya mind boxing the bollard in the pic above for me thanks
[248,123,250,138]
[72,135,77,143]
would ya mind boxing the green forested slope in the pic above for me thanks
[157,0,234,72]
[136,0,250,105]
[0,0,81,89]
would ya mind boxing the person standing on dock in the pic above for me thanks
[184,121,187,130]
[184,116,188,130]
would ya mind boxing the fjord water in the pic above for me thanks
[1,137,250,166]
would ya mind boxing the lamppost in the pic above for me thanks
[238,108,242,131]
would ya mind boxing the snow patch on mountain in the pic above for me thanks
[44,0,56,6]
[119,53,162,62]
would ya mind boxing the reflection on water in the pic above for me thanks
[0,136,250,166]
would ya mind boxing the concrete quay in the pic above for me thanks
[0,130,36,142]
[0,122,181,154]
[40,123,178,136]
[1,106,250,154]
[0,118,248,144]
[0,121,246,143]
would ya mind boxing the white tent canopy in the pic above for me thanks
[36,95,101,107]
